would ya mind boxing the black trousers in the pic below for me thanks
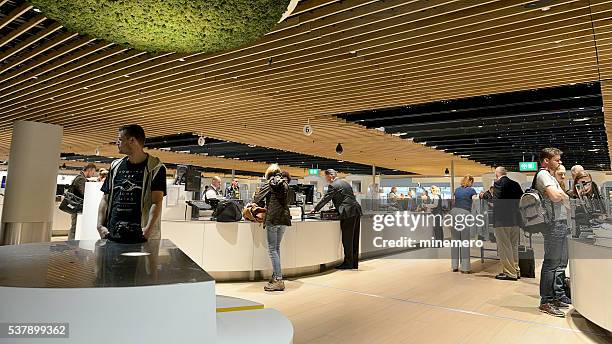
[340,215,361,268]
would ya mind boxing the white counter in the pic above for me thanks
[162,213,435,281]
[568,238,612,332]
[162,219,343,280]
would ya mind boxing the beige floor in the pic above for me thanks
[216,247,612,344]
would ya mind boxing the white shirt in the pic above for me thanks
[535,169,567,220]
[205,186,221,201]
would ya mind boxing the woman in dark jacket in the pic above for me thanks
[253,164,291,291]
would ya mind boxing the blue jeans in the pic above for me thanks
[266,225,287,279]
[540,221,569,304]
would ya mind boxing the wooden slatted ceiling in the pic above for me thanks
[1,0,611,175]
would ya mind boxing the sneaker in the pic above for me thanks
[264,279,285,291]
[452,268,459,272]
[558,295,572,305]
[495,273,517,281]
[539,303,565,317]
[552,300,570,309]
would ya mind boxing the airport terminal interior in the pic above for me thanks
[0,0,612,343]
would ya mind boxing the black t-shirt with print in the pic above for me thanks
[101,158,167,233]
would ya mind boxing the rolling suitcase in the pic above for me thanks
[518,232,536,278]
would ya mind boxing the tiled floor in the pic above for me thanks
[216,247,612,344]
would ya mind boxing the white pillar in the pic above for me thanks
[0,121,62,245]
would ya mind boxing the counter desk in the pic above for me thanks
[568,237,612,332]
[0,239,293,343]
[162,212,435,281]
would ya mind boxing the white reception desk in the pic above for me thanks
[162,212,434,281]
[568,237,612,332]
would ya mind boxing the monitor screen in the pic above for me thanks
[184,166,201,192]
[289,184,315,205]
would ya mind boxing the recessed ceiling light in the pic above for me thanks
[338,160,344,162]
[248,144,256,148]
[478,125,483,128]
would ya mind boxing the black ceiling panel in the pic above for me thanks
[337,82,610,171]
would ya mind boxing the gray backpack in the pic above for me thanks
[519,170,554,234]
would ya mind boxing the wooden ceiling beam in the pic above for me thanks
[0,14,46,48]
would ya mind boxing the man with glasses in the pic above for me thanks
[535,148,571,317]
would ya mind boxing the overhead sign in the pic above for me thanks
[303,124,313,136]
[519,161,538,171]
[308,168,319,175]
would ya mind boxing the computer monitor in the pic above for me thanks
[184,166,201,192]
[289,184,315,205]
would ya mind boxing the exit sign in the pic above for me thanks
[519,161,538,171]
[308,168,320,175]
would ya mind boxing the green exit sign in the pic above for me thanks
[519,161,538,171]
[308,168,320,175]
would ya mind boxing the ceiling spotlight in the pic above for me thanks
[335,143,344,155]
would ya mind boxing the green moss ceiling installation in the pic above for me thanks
[30,0,291,53]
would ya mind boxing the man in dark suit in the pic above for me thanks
[311,169,363,269]
[492,166,524,281]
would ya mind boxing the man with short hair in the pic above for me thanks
[311,169,363,269]
[535,148,571,317]
[97,124,167,243]
[492,166,524,281]
[205,176,223,207]
[570,165,584,180]
[67,163,97,240]
[225,178,240,199]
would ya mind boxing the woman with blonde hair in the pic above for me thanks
[450,174,477,273]
[253,163,291,291]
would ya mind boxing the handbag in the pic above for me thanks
[59,191,84,214]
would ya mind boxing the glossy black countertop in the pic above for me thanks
[0,239,214,288]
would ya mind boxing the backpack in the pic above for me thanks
[519,170,554,234]
[213,199,243,222]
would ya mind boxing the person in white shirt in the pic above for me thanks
[204,176,223,206]
[535,148,571,318]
